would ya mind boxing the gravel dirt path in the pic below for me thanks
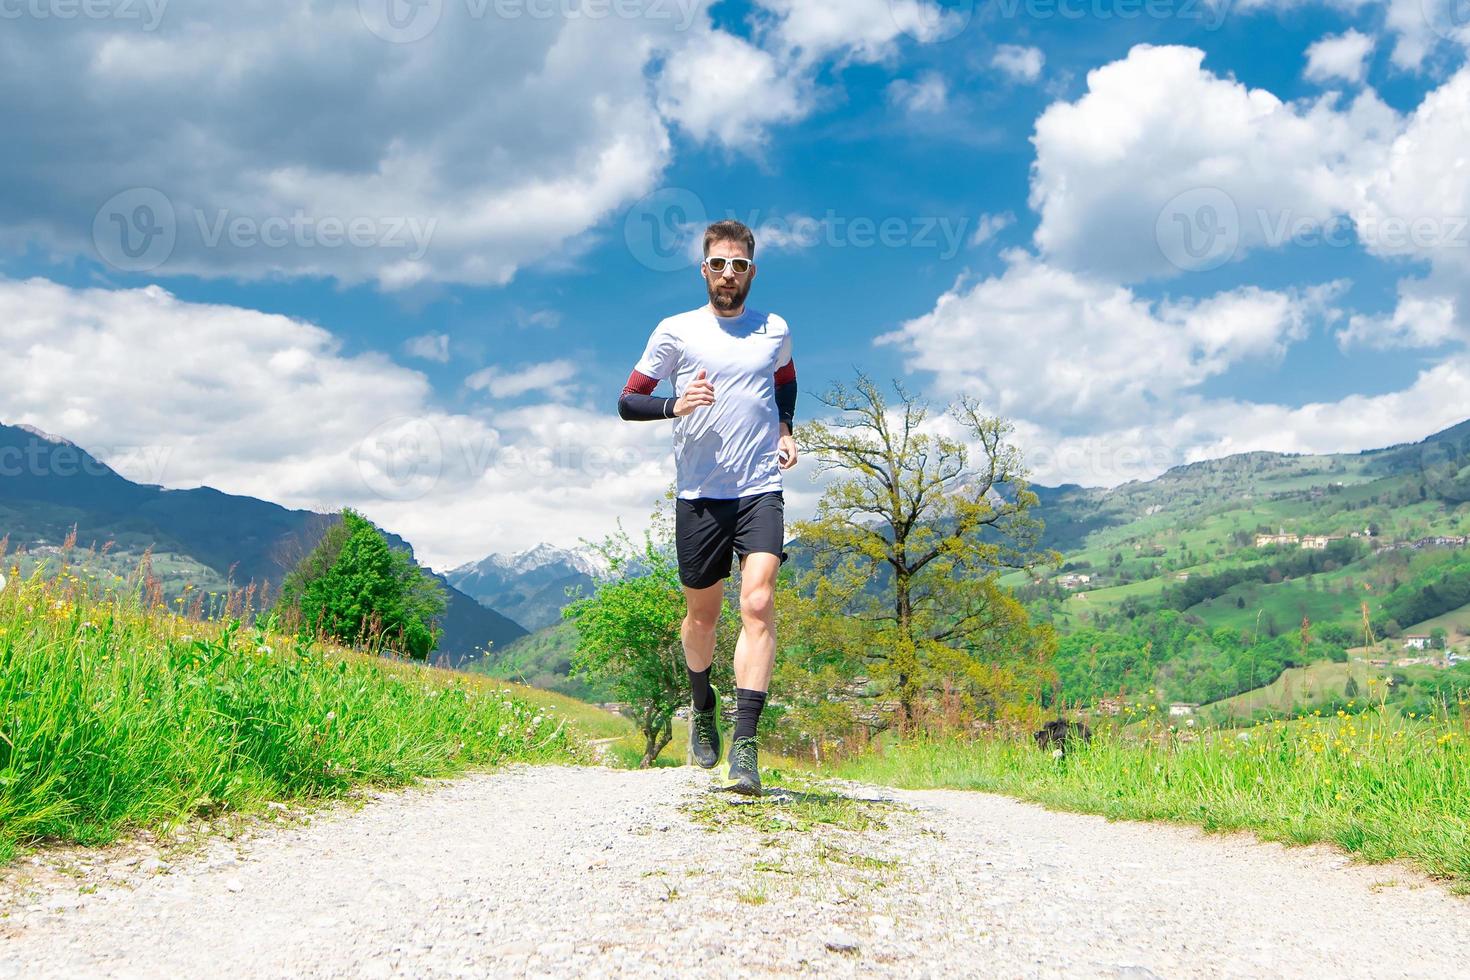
[2,764,1467,978]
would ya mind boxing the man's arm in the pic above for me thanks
[774,358,798,469]
[618,370,676,422]
[774,359,797,429]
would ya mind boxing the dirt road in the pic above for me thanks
[2,764,1466,977]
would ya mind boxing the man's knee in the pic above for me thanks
[740,585,774,624]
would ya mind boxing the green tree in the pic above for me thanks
[276,509,446,659]
[563,519,735,767]
[790,375,1057,734]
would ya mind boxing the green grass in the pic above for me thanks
[832,715,1470,886]
[0,568,582,864]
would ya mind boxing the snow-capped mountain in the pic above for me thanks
[446,543,607,631]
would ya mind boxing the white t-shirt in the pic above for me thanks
[634,305,793,500]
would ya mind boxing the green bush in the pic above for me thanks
[276,509,446,660]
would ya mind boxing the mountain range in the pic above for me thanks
[0,423,525,667]
[445,543,606,632]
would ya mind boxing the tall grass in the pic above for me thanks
[833,711,1470,887]
[0,566,581,863]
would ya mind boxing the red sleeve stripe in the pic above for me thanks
[622,369,659,396]
[774,359,796,386]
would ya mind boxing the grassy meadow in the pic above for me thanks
[830,710,1470,890]
[0,564,584,864]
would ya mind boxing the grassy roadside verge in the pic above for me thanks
[830,715,1470,891]
[0,570,582,864]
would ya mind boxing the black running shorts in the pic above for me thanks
[675,491,788,590]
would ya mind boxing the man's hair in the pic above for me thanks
[703,219,756,260]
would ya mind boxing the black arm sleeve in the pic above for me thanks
[775,379,797,428]
[618,392,677,421]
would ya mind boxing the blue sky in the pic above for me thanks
[2,0,1469,568]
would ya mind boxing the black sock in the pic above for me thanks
[688,665,714,712]
[734,687,767,742]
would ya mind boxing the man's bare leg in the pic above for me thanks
[733,552,781,692]
[682,580,724,768]
[681,581,723,674]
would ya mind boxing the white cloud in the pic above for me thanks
[754,0,969,63]
[465,360,578,400]
[1338,280,1461,349]
[888,74,949,114]
[993,44,1044,83]
[1029,44,1398,282]
[1305,29,1375,84]
[654,28,809,149]
[997,356,1470,487]
[0,277,682,568]
[0,3,874,290]
[875,250,1341,430]
[1234,0,1456,72]
[969,211,1015,247]
[404,333,450,363]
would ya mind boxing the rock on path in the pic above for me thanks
[1,764,1467,978]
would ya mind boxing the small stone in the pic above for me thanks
[266,802,289,812]
[824,931,860,954]
[139,859,168,874]
[225,878,244,893]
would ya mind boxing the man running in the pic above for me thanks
[617,219,797,796]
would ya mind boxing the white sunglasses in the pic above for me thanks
[702,256,753,275]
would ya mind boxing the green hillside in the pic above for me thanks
[1013,420,1470,714]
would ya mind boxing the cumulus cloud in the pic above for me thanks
[992,44,1044,83]
[1304,29,1375,84]
[754,0,970,63]
[6,1,947,290]
[875,250,1342,431]
[997,357,1470,488]
[655,28,809,148]
[1338,280,1461,349]
[404,333,450,363]
[0,277,679,568]
[1029,44,1398,282]
[888,74,949,113]
[969,212,1015,247]
[465,360,579,400]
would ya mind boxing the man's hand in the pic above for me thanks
[674,368,715,417]
[777,430,798,469]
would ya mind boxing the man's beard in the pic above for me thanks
[707,277,750,313]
